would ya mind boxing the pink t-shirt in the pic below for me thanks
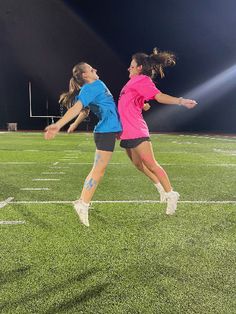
[118,75,160,140]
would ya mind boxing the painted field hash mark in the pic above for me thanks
[0,197,14,209]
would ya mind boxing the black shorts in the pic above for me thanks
[94,132,117,152]
[120,137,151,149]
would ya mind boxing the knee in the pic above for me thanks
[133,161,144,172]
[141,159,158,173]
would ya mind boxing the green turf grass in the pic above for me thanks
[0,132,235,313]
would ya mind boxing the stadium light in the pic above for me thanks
[184,63,236,104]
[147,63,236,130]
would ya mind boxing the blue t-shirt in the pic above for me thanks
[75,80,122,133]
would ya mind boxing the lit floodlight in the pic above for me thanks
[147,63,236,130]
[184,64,236,104]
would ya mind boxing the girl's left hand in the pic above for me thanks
[143,103,151,111]
[44,124,60,140]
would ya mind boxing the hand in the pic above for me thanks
[67,123,77,133]
[44,124,60,140]
[143,103,151,111]
[180,98,197,109]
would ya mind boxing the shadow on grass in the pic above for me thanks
[0,265,31,285]
[16,204,51,229]
[45,282,110,313]
[0,268,99,312]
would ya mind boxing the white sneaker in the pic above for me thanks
[73,200,90,227]
[166,191,180,215]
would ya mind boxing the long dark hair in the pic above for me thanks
[59,62,87,108]
[132,47,176,79]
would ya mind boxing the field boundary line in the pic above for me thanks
[0,221,25,225]
[9,200,236,204]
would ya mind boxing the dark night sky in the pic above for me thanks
[0,0,236,132]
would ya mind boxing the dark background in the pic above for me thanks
[0,0,235,133]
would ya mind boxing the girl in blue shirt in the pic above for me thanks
[45,62,122,227]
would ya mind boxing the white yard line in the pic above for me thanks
[68,162,126,165]
[0,162,235,167]
[0,162,37,164]
[0,221,25,225]
[41,172,65,175]
[32,179,60,181]
[0,220,25,225]
[9,200,236,205]
[49,166,69,169]
[20,188,51,191]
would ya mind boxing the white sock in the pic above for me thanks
[154,182,165,192]
[75,199,89,209]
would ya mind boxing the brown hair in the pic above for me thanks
[132,47,176,79]
[59,62,87,108]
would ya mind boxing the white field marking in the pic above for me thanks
[64,153,79,156]
[162,163,236,167]
[178,134,236,142]
[23,150,39,152]
[59,158,78,161]
[214,148,236,155]
[9,200,236,205]
[0,221,25,225]
[0,162,234,167]
[0,197,14,209]
[0,162,37,165]
[171,141,198,145]
[32,178,60,181]
[42,172,65,175]
[68,162,127,165]
[49,166,69,169]
[20,188,51,191]
[53,162,59,165]
[68,162,236,167]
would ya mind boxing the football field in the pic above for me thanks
[0,131,236,313]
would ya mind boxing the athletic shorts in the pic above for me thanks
[94,132,118,152]
[120,137,151,149]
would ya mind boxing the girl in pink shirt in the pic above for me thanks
[118,48,197,215]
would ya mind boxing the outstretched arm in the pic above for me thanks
[67,108,90,133]
[155,92,197,109]
[44,101,83,139]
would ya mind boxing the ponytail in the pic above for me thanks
[132,47,176,79]
[59,77,81,109]
[59,62,86,108]
[150,47,176,78]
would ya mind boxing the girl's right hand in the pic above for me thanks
[67,123,77,133]
[44,124,60,140]
[180,98,197,109]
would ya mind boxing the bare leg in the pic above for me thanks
[80,149,113,203]
[131,141,180,214]
[125,148,166,202]
[126,148,160,184]
[74,149,113,226]
[131,141,172,192]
